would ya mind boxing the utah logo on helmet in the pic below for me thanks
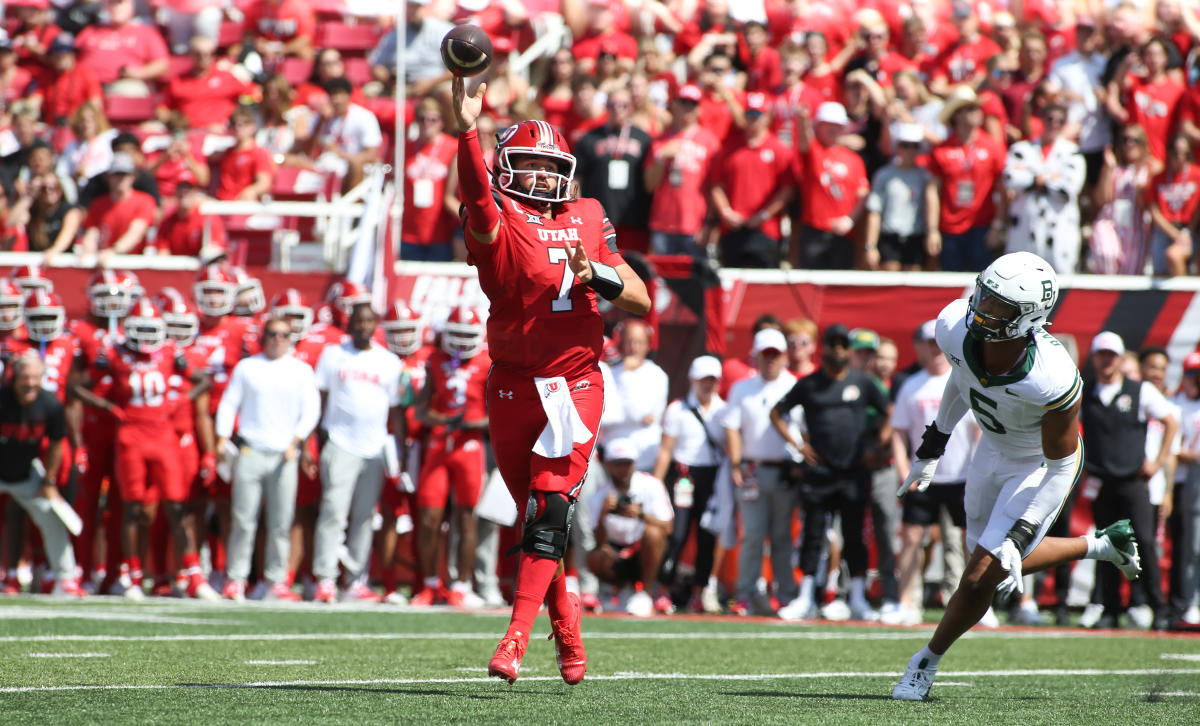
[23,289,66,342]
[495,120,576,204]
[441,307,485,360]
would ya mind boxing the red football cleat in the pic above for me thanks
[314,579,337,604]
[487,633,526,684]
[548,593,586,685]
[409,587,438,608]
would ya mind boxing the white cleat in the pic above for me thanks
[1183,605,1200,625]
[778,596,817,621]
[1078,603,1105,629]
[123,583,145,602]
[192,582,222,602]
[1013,603,1046,626]
[1126,604,1154,630]
[978,606,999,628]
[625,590,654,617]
[820,598,851,621]
[892,655,937,701]
[381,590,408,606]
[849,596,880,622]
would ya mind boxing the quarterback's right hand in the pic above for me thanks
[452,77,486,132]
[897,458,938,498]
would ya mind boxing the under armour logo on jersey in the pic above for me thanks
[524,213,544,225]
[570,216,583,225]
[499,389,513,399]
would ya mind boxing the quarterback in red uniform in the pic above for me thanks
[71,299,216,600]
[454,77,650,684]
[410,308,491,608]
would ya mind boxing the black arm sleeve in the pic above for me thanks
[913,423,951,459]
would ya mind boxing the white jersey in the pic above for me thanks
[315,341,405,459]
[1144,399,1181,505]
[935,298,1082,460]
[891,368,978,483]
[589,470,674,546]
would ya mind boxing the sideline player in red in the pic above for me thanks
[454,76,650,685]
[71,299,216,600]
[410,307,490,608]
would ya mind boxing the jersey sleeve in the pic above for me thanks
[772,378,807,416]
[1029,335,1083,413]
[934,298,969,357]
[662,400,684,438]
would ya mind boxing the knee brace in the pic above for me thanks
[521,491,575,561]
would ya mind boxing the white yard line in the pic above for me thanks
[0,606,244,626]
[24,653,110,658]
[1,668,1198,694]
[1135,691,1200,697]
[244,660,318,665]
[1160,654,1200,661]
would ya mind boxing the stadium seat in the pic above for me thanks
[104,95,161,124]
[314,22,382,53]
[343,57,371,86]
[218,21,242,49]
[281,57,315,86]
[312,0,349,19]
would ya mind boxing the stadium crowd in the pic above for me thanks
[0,1,1198,274]
[0,261,1197,633]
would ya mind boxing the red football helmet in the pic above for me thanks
[441,307,484,359]
[495,120,576,204]
[123,298,167,354]
[152,287,199,347]
[324,279,372,327]
[312,300,334,326]
[0,277,22,330]
[87,268,143,319]
[229,265,266,317]
[194,263,237,317]
[22,289,66,342]
[382,299,421,356]
[11,264,54,295]
[269,288,313,340]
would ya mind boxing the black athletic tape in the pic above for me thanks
[914,424,951,459]
[520,491,575,560]
[586,261,624,301]
[1005,518,1038,553]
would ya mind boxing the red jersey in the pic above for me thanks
[929,130,1007,234]
[798,140,869,230]
[711,132,796,238]
[194,315,257,415]
[402,343,434,439]
[402,134,458,245]
[83,191,157,253]
[40,65,101,124]
[155,207,227,257]
[464,194,626,380]
[216,144,273,201]
[162,67,253,130]
[293,323,344,370]
[14,334,78,403]
[1126,74,1186,162]
[168,345,211,435]
[75,21,168,85]
[699,89,747,144]
[572,30,639,65]
[1148,164,1200,225]
[243,0,315,43]
[646,125,721,235]
[101,341,190,427]
[932,35,1003,84]
[771,84,826,148]
[741,46,783,93]
[425,347,491,443]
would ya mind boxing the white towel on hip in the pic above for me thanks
[532,376,593,458]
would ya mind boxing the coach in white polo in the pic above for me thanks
[312,302,409,602]
[216,316,321,601]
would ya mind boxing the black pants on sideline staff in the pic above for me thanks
[798,468,868,576]
[1167,469,1198,620]
[1092,476,1165,616]
[661,463,719,588]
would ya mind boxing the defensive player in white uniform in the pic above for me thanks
[892,251,1142,701]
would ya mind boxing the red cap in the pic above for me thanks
[1185,351,1200,373]
[677,84,702,102]
[745,92,769,112]
[177,170,200,188]
[492,35,514,54]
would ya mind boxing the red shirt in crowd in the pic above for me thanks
[403,133,458,246]
[1126,74,1186,162]
[772,84,825,147]
[12,21,61,90]
[156,206,228,256]
[1,66,32,105]
[932,35,1002,85]
[798,139,868,231]
[1148,163,1200,225]
[711,132,795,239]
[243,0,315,43]
[83,190,157,253]
[75,21,168,84]
[740,45,783,92]
[216,144,273,201]
[698,88,745,143]
[646,125,721,236]
[39,64,102,124]
[162,67,254,129]
[572,30,639,66]
[766,1,850,55]
[928,130,1007,234]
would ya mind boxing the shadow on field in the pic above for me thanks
[722,691,893,701]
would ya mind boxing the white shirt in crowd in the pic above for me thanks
[603,359,670,470]
[661,392,727,468]
[890,368,978,484]
[589,470,674,547]
[215,352,321,453]
[315,341,404,459]
[1175,392,1200,483]
[313,104,383,154]
[723,371,798,462]
[599,360,625,429]
[1145,399,1181,505]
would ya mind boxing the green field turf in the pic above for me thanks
[1,597,1198,725]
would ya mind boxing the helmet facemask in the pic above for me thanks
[125,317,167,354]
[90,287,135,318]
[383,321,420,356]
[163,312,199,347]
[26,310,65,342]
[967,279,1041,341]
[194,281,236,317]
[497,149,576,204]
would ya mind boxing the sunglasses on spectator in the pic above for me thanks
[263,330,290,339]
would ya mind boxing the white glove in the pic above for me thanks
[896,458,939,498]
[995,538,1024,598]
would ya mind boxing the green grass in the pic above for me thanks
[1,597,1198,724]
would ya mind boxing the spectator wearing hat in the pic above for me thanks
[865,122,937,271]
[646,84,721,257]
[217,105,273,202]
[1003,102,1086,274]
[76,152,156,265]
[77,132,161,210]
[601,319,669,472]
[710,91,795,269]
[928,2,1000,97]
[401,96,459,262]
[771,323,892,622]
[586,437,675,617]
[724,327,800,616]
[38,33,100,127]
[1147,134,1200,277]
[1082,331,1178,630]
[651,355,727,614]
[929,86,1006,272]
[795,101,869,270]
[154,174,227,257]
[242,0,316,64]
[158,36,255,133]
[309,77,382,192]
[1169,351,1200,625]
[575,87,653,254]
[74,0,168,96]
[1048,15,1112,186]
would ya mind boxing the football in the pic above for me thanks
[440,24,493,78]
